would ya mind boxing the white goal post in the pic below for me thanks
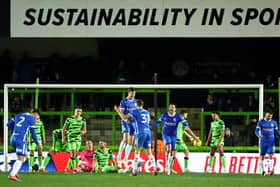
[3,83,264,172]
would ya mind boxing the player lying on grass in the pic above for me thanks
[76,140,96,172]
[255,111,280,176]
[205,112,226,173]
[93,141,127,173]
[152,104,199,175]
[27,114,46,172]
[115,99,158,176]
[41,128,69,171]
[7,109,42,182]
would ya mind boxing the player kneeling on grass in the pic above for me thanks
[41,129,69,171]
[27,115,46,172]
[205,112,226,173]
[76,140,96,172]
[93,141,126,173]
[115,99,158,176]
[255,111,280,176]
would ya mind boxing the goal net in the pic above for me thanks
[2,84,264,172]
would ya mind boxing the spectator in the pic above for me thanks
[205,94,217,111]
[10,94,22,117]
[112,60,130,84]
[264,72,276,88]
[224,127,235,146]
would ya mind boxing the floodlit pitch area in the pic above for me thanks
[1,172,279,187]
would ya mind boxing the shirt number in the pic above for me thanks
[141,114,150,123]
[16,117,25,127]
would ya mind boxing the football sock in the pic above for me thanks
[10,160,23,177]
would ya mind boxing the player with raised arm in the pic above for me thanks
[76,140,96,173]
[27,114,46,172]
[205,112,226,173]
[62,106,87,174]
[152,104,199,175]
[171,112,196,173]
[41,128,69,171]
[117,87,137,168]
[7,109,42,181]
[255,111,280,176]
[115,99,158,176]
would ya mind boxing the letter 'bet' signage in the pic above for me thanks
[11,0,280,37]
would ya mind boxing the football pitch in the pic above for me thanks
[0,172,278,187]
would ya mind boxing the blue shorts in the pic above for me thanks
[10,137,27,156]
[121,120,135,136]
[135,132,152,149]
[260,141,275,155]
[162,134,177,151]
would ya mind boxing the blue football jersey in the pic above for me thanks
[153,112,189,136]
[120,97,136,115]
[130,108,151,134]
[7,113,39,144]
[255,119,280,143]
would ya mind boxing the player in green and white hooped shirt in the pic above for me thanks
[205,112,226,173]
[170,112,195,173]
[27,111,46,172]
[93,141,126,173]
[62,106,87,173]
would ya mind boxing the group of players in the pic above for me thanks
[6,87,280,181]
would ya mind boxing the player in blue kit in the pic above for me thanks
[114,99,157,176]
[117,87,137,168]
[255,111,280,176]
[152,104,199,175]
[7,109,42,181]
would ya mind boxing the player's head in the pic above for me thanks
[265,111,273,120]
[86,140,93,149]
[74,106,83,117]
[181,111,188,119]
[30,108,40,120]
[99,141,107,149]
[211,112,220,121]
[127,87,136,99]
[169,103,176,114]
[136,99,144,108]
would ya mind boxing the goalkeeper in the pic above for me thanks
[27,113,46,172]
[41,128,69,171]
[93,141,126,174]
[171,112,196,173]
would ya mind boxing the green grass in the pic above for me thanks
[0,172,278,187]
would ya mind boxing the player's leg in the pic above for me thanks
[102,165,118,173]
[38,144,44,171]
[218,145,226,172]
[167,136,177,175]
[267,143,275,176]
[28,142,36,172]
[74,141,81,171]
[163,135,172,173]
[9,140,27,181]
[117,122,129,166]
[42,149,55,170]
[124,127,135,166]
[65,142,76,173]
[144,133,157,174]
[208,147,216,173]
[131,134,144,176]
[259,143,267,175]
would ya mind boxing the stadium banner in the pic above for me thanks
[11,0,280,37]
[1,152,279,174]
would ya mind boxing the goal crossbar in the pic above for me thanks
[3,83,264,172]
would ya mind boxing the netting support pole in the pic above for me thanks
[153,73,158,163]
[4,85,9,172]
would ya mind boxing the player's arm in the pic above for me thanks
[255,121,262,138]
[184,124,199,141]
[80,119,87,135]
[27,129,32,144]
[7,118,15,132]
[205,130,212,146]
[52,131,56,148]
[152,114,164,128]
[62,118,69,144]
[30,122,41,150]
[109,150,116,168]
[273,122,280,138]
[41,122,46,145]
[184,131,194,142]
[114,105,131,120]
